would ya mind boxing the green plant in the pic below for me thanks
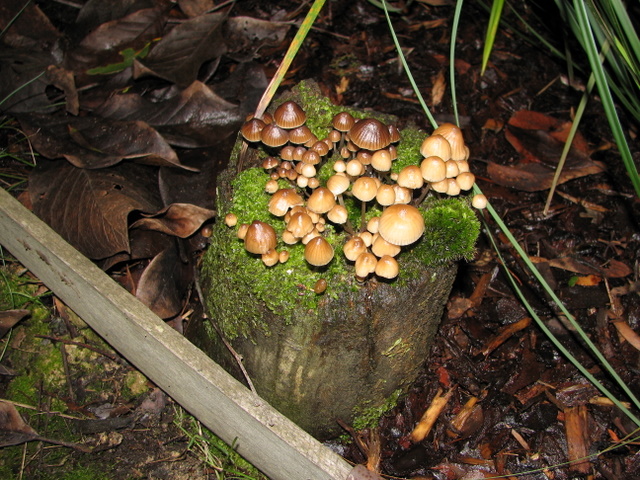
[173,407,267,480]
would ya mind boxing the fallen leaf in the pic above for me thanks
[95,81,244,148]
[130,203,216,237]
[135,247,191,318]
[573,275,601,286]
[19,114,194,170]
[430,70,446,107]
[0,310,29,339]
[0,401,38,448]
[30,161,162,259]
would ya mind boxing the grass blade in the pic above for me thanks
[480,0,505,75]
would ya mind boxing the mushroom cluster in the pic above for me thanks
[228,100,484,282]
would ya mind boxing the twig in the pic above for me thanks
[193,269,257,394]
[34,335,121,363]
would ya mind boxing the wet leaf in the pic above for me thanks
[0,51,57,113]
[130,203,216,238]
[18,114,194,170]
[46,65,79,115]
[30,161,162,259]
[135,247,191,318]
[0,401,38,448]
[74,0,161,37]
[95,81,244,147]
[178,0,216,18]
[487,110,604,191]
[0,0,61,51]
[0,309,29,339]
[223,16,290,60]
[133,12,228,86]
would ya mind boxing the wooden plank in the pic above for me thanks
[0,188,352,480]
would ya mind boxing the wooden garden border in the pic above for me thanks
[0,188,353,480]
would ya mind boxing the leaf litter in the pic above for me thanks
[1,0,640,479]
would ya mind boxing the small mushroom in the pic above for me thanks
[261,124,289,148]
[244,221,277,255]
[432,123,466,161]
[420,156,447,183]
[274,101,307,129]
[348,118,392,151]
[304,236,334,266]
[351,177,378,202]
[262,249,279,267]
[224,213,238,227]
[472,193,488,209]
[375,255,399,279]
[371,149,392,172]
[420,134,451,161]
[240,118,266,143]
[268,188,304,217]
[397,165,424,190]
[378,204,425,246]
[343,236,367,261]
[355,252,378,278]
[307,187,336,214]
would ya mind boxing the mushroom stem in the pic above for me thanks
[360,200,367,233]
[413,183,432,206]
[336,194,357,236]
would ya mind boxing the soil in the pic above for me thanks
[1,0,639,479]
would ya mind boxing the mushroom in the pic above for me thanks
[378,204,425,246]
[371,235,401,258]
[332,111,356,132]
[307,187,336,214]
[420,156,447,183]
[327,204,348,224]
[224,213,238,227]
[419,134,451,161]
[371,149,392,172]
[343,236,367,261]
[260,124,289,148]
[273,101,306,129]
[240,118,266,143]
[244,221,277,255]
[287,211,315,238]
[304,236,334,266]
[262,249,279,267]
[288,125,314,145]
[375,255,399,279]
[355,252,378,278]
[268,188,304,217]
[432,123,466,161]
[455,172,476,191]
[348,118,392,151]
[397,165,424,190]
[375,184,396,206]
[326,175,351,196]
[351,177,378,202]
[472,193,488,209]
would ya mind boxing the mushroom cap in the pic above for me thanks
[393,185,412,204]
[224,213,238,227]
[244,221,277,254]
[274,101,307,129]
[420,156,446,183]
[355,252,378,278]
[268,188,304,217]
[260,124,289,147]
[371,149,392,172]
[378,204,425,246]
[287,211,315,238]
[288,125,314,144]
[326,204,348,224]
[375,184,396,206]
[262,249,279,267]
[346,159,364,177]
[348,118,392,151]
[433,123,466,161]
[343,236,367,261]
[241,118,266,142]
[445,178,461,196]
[472,193,488,209]
[371,235,401,258]
[352,177,378,202]
[304,236,334,266]
[388,124,401,144]
[306,187,336,214]
[375,255,399,279]
[455,171,476,191]
[397,165,424,189]
[326,174,351,196]
[445,159,460,179]
[420,134,451,161]
[332,111,355,132]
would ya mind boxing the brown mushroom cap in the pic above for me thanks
[274,101,307,129]
[375,184,396,206]
[371,235,401,258]
[241,118,266,142]
[397,165,424,189]
[420,134,451,161]
[455,171,476,191]
[433,123,466,161]
[244,221,277,254]
[472,193,488,209]
[287,211,315,238]
[306,187,336,214]
[304,236,334,266]
[343,236,368,261]
[262,249,279,267]
[371,149,392,172]
[352,176,378,202]
[332,111,355,132]
[326,204,349,224]
[355,252,378,278]
[420,156,447,183]
[260,124,289,148]
[288,125,314,144]
[378,204,425,246]
[326,174,351,196]
[375,255,399,279]
[348,118,392,151]
[268,188,304,217]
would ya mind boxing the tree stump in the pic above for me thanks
[192,81,478,439]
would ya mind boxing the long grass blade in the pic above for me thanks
[253,0,326,119]
[480,0,505,75]
[449,0,465,127]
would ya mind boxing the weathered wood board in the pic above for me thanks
[0,187,353,480]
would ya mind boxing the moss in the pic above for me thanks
[124,370,149,396]
[203,81,480,340]
[352,388,403,431]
